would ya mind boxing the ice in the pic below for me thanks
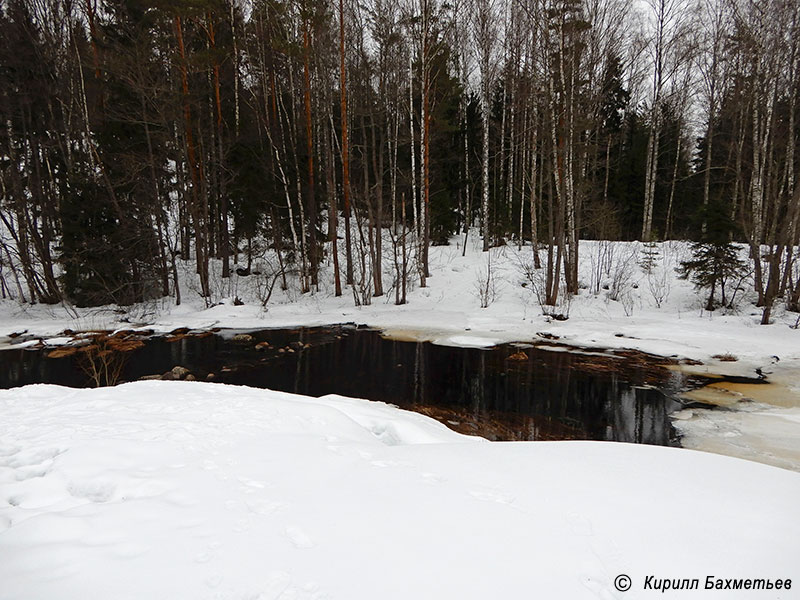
[673,404,800,471]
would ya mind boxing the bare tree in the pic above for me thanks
[472,0,500,252]
[640,0,693,241]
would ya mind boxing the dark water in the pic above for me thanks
[0,326,689,445]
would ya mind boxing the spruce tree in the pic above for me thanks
[639,240,661,273]
[678,202,746,311]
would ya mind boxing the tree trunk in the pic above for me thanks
[481,77,491,252]
[529,102,540,268]
[207,13,230,280]
[175,16,210,298]
[303,20,318,288]
[339,0,354,287]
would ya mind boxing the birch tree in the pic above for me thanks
[471,0,500,252]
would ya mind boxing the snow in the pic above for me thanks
[1,236,799,470]
[41,337,77,347]
[1,238,796,372]
[1,381,798,600]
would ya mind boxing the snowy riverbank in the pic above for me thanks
[2,238,799,470]
[1,381,799,600]
[2,238,797,370]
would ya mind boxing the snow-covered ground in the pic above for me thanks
[1,381,798,600]
[1,236,799,470]
[3,238,797,366]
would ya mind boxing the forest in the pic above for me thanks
[0,0,798,324]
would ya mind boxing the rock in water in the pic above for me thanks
[138,374,162,381]
[171,366,191,379]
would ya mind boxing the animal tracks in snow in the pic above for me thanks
[194,540,222,564]
[468,489,516,506]
[245,499,285,516]
[0,446,64,477]
[3,383,796,600]
[12,463,52,481]
[285,525,316,549]
[420,471,447,484]
[66,480,116,503]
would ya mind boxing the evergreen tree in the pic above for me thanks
[679,202,747,311]
[427,41,464,245]
[60,0,167,305]
[639,240,660,273]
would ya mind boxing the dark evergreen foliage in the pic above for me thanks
[679,203,747,311]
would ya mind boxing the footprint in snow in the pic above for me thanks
[285,526,316,549]
[4,446,62,469]
[249,573,326,600]
[194,541,220,564]
[0,443,21,458]
[370,460,409,468]
[421,472,447,484]
[469,490,515,505]
[246,499,285,516]
[238,477,268,493]
[67,480,116,503]
[14,463,52,481]
[260,571,292,598]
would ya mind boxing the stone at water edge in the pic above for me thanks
[171,366,191,379]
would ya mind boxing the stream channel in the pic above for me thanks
[0,325,710,445]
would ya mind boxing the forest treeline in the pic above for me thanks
[0,0,798,321]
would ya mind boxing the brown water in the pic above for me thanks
[0,326,695,445]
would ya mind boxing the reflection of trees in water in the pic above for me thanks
[0,327,682,446]
[609,388,674,445]
[469,353,485,415]
[386,335,679,445]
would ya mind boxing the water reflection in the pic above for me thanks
[0,327,684,445]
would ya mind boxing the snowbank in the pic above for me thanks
[1,239,797,374]
[1,381,798,599]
